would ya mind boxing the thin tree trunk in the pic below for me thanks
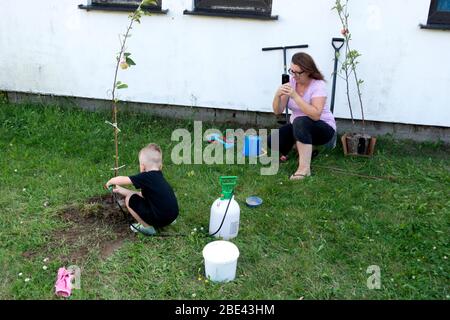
[110,7,140,177]
[352,68,365,131]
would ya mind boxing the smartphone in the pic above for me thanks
[282,74,290,84]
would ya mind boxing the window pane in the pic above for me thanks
[437,0,450,12]
[93,0,140,4]
[92,0,160,5]
[195,0,272,14]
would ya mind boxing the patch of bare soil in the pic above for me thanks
[23,194,134,264]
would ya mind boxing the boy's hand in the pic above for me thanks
[105,176,131,192]
[105,180,114,191]
[112,185,128,196]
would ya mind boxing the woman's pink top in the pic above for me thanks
[287,78,336,130]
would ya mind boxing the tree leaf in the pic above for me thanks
[116,83,128,89]
[126,57,136,66]
[142,0,157,6]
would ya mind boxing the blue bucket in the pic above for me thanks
[242,136,261,157]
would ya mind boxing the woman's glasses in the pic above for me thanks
[288,68,305,77]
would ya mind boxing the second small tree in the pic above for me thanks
[333,0,376,156]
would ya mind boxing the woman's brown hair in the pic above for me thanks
[291,52,325,81]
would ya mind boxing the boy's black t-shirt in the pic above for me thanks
[129,171,179,221]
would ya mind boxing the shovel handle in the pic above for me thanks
[262,44,308,51]
[332,38,345,51]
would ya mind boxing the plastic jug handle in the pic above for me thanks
[220,176,238,185]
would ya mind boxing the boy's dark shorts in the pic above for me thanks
[128,194,175,228]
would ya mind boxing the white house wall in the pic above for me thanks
[1,0,449,127]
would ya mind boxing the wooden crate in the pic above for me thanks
[341,133,377,157]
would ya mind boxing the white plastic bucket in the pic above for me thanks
[202,240,240,283]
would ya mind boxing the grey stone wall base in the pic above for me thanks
[335,119,449,144]
[5,91,450,143]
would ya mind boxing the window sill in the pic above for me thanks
[78,4,168,14]
[183,9,278,21]
[419,23,450,30]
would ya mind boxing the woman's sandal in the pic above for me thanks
[289,172,311,180]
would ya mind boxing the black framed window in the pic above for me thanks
[193,0,273,16]
[92,0,161,9]
[184,0,276,20]
[79,0,166,13]
[427,0,450,24]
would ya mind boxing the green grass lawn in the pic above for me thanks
[0,102,448,299]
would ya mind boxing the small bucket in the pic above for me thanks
[242,135,261,157]
[202,240,240,283]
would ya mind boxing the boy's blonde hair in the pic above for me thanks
[139,143,162,168]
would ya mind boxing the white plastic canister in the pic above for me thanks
[209,196,240,240]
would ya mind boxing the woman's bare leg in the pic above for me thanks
[291,141,312,179]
